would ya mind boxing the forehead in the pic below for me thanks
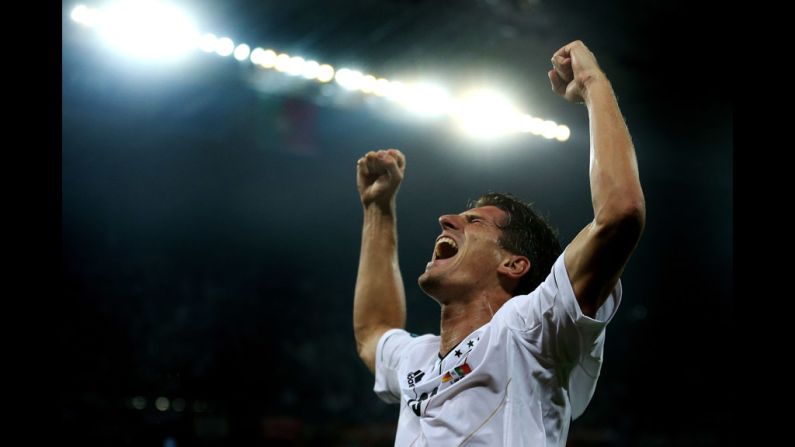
[461,205,509,225]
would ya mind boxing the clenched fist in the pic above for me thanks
[356,148,406,210]
[548,40,607,104]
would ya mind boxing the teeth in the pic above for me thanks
[436,236,457,248]
[434,236,458,258]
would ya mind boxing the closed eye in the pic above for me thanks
[465,214,483,224]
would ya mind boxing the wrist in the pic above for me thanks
[581,71,612,106]
[363,200,397,219]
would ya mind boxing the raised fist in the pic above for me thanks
[548,40,607,104]
[356,148,406,210]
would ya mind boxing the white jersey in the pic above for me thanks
[374,252,622,447]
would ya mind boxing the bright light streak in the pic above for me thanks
[452,89,520,138]
[373,78,391,96]
[516,114,545,135]
[70,5,88,23]
[316,64,335,82]
[301,60,320,79]
[555,125,571,141]
[214,37,234,57]
[198,33,217,53]
[384,80,406,101]
[68,4,569,140]
[71,4,103,27]
[256,49,277,68]
[541,120,558,139]
[286,56,306,76]
[274,53,291,72]
[95,1,199,60]
[335,68,365,91]
[249,47,265,64]
[360,75,377,93]
[233,43,250,61]
[399,82,452,117]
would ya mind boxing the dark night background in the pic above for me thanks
[59,0,732,445]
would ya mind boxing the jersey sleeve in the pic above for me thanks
[495,250,622,417]
[373,328,426,404]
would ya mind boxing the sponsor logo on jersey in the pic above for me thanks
[407,370,425,387]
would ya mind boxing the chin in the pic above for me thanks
[418,271,433,292]
[418,271,450,305]
[418,271,440,295]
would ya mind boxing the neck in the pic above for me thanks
[438,291,509,357]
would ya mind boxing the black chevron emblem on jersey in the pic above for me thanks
[407,370,425,387]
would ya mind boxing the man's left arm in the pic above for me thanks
[549,41,646,318]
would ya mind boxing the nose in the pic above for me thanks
[439,214,462,231]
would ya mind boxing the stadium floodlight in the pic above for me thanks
[316,64,335,83]
[335,68,365,91]
[249,47,265,64]
[257,49,278,68]
[399,82,452,117]
[95,0,199,60]
[68,3,571,141]
[373,78,391,96]
[198,33,217,53]
[452,89,520,138]
[541,120,558,139]
[70,4,103,27]
[274,53,291,72]
[233,43,250,61]
[300,60,321,79]
[360,75,377,94]
[214,37,235,57]
[555,125,571,142]
[286,56,306,76]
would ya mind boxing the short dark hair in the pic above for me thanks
[469,192,561,295]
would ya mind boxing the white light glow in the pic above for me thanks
[233,43,250,61]
[373,78,391,96]
[95,1,199,60]
[516,114,545,135]
[249,47,265,64]
[452,89,521,138]
[400,82,452,117]
[555,125,571,141]
[286,56,306,76]
[316,64,335,82]
[383,80,406,102]
[360,75,377,93]
[198,33,217,53]
[541,120,558,139]
[70,5,88,23]
[301,60,320,79]
[256,49,277,68]
[71,4,103,27]
[274,53,291,72]
[69,5,571,140]
[214,37,234,57]
[335,68,365,91]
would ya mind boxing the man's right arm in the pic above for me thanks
[353,149,407,374]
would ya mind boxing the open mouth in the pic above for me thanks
[434,236,459,261]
